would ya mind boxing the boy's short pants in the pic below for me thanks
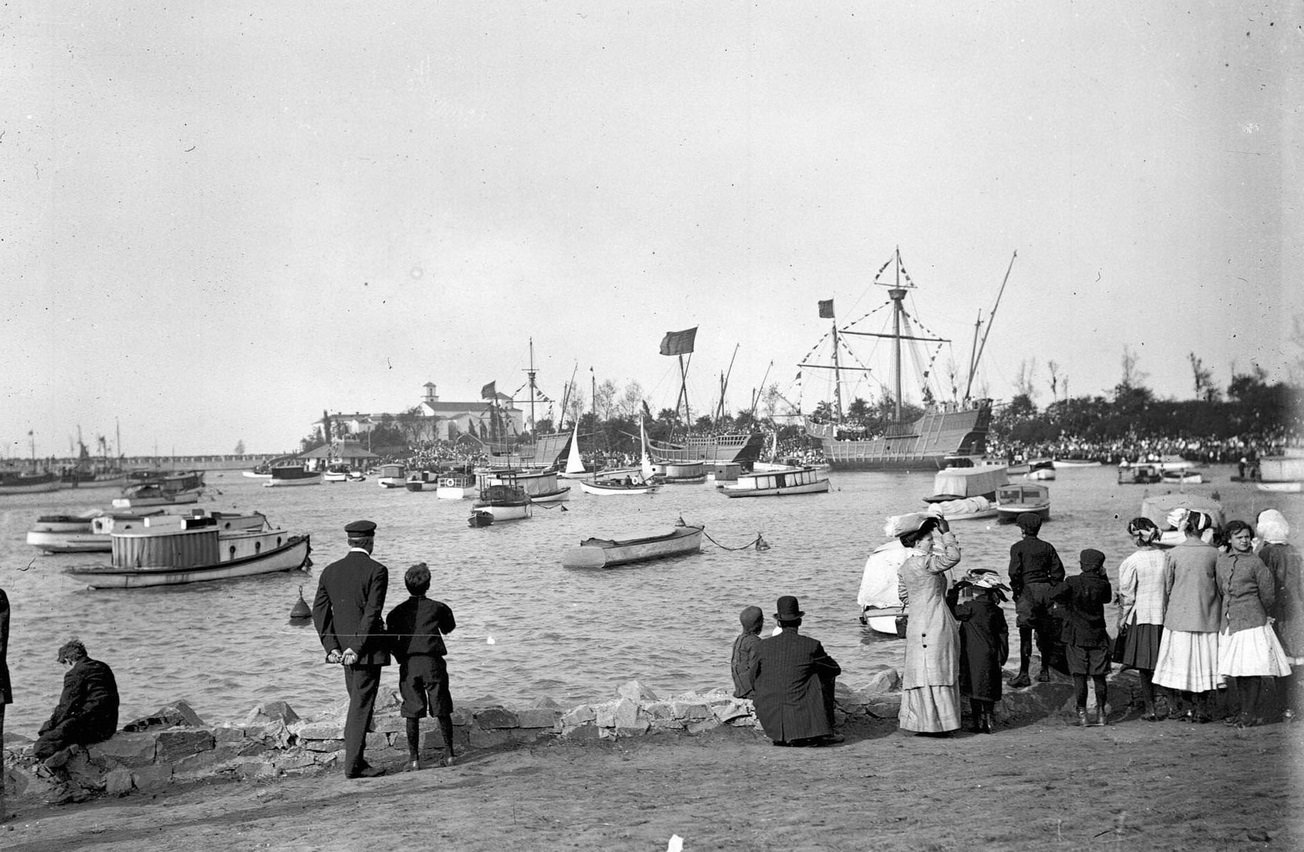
[399,655,452,718]
[1065,644,1111,676]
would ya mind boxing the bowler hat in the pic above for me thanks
[345,519,377,536]
[774,595,804,621]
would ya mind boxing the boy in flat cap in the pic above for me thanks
[1051,549,1114,726]
[386,562,457,770]
[1007,512,1065,687]
[313,519,391,778]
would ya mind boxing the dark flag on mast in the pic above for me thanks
[659,327,697,356]
[818,299,835,319]
[481,380,497,400]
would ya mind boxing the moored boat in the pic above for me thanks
[577,475,660,496]
[1117,463,1162,485]
[470,483,532,524]
[112,471,205,509]
[376,464,407,488]
[995,482,1051,524]
[405,471,441,492]
[561,524,704,569]
[63,514,310,589]
[1255,482,1302,493]
[1160,469,1203,485]
[801,248,1015,471]
[857,539,909,637]
[0,471,62,495]
[263,465,323,487]
[1024,459,1056,481]
[719,465,829,498]
[435,473,478,499]
[650,460,706,484]
[925,463,1008,503]
[29,508,270,554]
[478,468,570,503]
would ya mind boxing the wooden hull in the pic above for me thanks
[809,403,991,471]
[471,502,531,520]
[264,474,323,487]
[577,479,660,496]
[562,525,703,568]
[0,477,62,494]
[996,504,1051,523]
[1256,482,1302,493]
[65,535,311,589]
[111,491,202,509]
[647,432,766,465]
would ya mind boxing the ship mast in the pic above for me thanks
[523,338,538,436]
[964,249,1017,404]
[888,247,907,422]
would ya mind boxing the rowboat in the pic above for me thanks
[719,465,829,498]
[650,460,707,484]
[921,463,1004,520]
[577,476,661,496]
[1117,463,1162,485]
[63,514,310,589]
[995,482,1051,524]
[1256,482,1302,493]
[1160,469,1203,485]
[561,524,704,569]
[405,471,441,492]
[1024,459,1056,481]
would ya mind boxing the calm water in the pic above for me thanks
[2,465,1299,736]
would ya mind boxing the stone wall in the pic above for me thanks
[1,667,1142,808]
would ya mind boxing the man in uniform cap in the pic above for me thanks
[313,520,391,778]
[749,595,843,746]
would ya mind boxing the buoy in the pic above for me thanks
[289,586,312,620]
[755,533,770,552]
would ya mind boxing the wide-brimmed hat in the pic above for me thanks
[963,568,1011,592]
[774,595,804,621]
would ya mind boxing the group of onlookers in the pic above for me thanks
[732,504,1303,744]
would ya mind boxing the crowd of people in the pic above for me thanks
[988,428,1299,468]
[734,504,1304,744]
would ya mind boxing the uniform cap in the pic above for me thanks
[345,520,377,536]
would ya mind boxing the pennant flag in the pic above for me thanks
[659,327,697,356]
[818,299,835,319]
[481,380,497,400]
[641,399,653,421]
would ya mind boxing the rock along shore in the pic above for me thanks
[1,665,1136,810]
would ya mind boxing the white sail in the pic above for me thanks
[564,420,586,476]
[640,418,655,480]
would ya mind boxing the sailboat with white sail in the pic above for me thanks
[557,420,589,479]
[802,248,1015,471]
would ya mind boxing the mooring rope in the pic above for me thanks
[702,530,769,552]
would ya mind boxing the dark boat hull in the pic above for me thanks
[809,402,991,471]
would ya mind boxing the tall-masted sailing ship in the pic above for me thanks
[801,248,1015,471]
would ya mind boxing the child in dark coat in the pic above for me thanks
[951,568,1010,733]
[1051,549,1114,726]
[385,563,457,768]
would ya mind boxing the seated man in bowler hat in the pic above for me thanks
[312,519,391,778]
[750,595,843,746]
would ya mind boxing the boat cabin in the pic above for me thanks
[928,465,1008,502]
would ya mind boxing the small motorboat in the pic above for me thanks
[1024,459,1056,481]
[577,476,661,496]
[1117,462,1162,485]
[1160,469,1204,485]
[477,469,570,504]
[263,465,323,488]
[376,464,407,489]
[561,524,704,569]
[995,482,1051,524]
[112,471,205,509]
[470,483,531,522]
[405,471,440,492]
[718,465,829,498]
[63,514,310,589]
[1255,481,1302,493]
[436,473,478,499]
[649,460,707,485]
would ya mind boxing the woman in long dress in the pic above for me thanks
[1116,517,1168,719]
[1153,509,1222,723]
[1256,508,1304,720]
[1217,519,1291,726]
[897,514,963,735]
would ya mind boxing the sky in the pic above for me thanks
[3,2,1301,457]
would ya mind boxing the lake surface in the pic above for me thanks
[2,465,1299,736]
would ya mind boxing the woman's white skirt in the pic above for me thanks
[1217,626,1293,677]
[898,685,961,733]
[1153,630,1223,692]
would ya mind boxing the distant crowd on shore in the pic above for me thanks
[989,427,1300,467]
[729,503,1304,744]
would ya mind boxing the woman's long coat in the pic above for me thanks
[956,596,1008,701]
[899,533,962,688]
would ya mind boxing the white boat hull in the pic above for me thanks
[1256,482,1302,493]
[561,526,703,568]
[65,535,310,589]
[243,471,273,479]
[112,491,202,510]
[577,479,660,496]
[264,474,323,487]
[721,479,829,498]
[472,502,531,520]
[436,485,478,499]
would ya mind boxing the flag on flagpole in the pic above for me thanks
[818,299,835,319]
[641,399,653,421]
[480,380,497,400]
[659,327,697,356]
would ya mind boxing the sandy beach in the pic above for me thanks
[3,707,1299,852]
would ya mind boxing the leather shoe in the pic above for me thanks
[345,765,386,779]
[1009,672,1031,688]
[821,733,846,745]
[405,759,422,772]
[1036,670,1051,683]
